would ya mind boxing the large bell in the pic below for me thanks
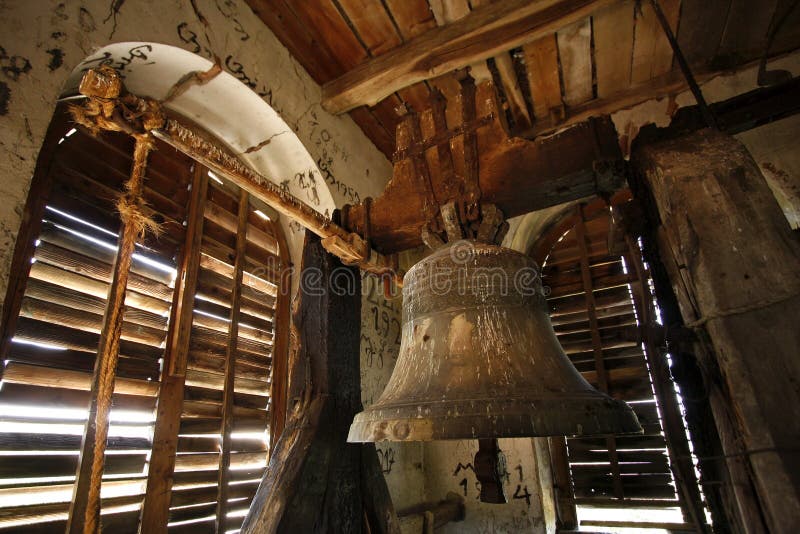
[348,240,641,442]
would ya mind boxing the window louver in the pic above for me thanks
[541,206,703,530]
[0,108,281,534]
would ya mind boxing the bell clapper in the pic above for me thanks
[474,438,508,504]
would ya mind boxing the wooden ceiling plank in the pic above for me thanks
[336,0,403,56]
[334,0,408,151]
[594,0,635,98]
[349,107,396,157]
[322,0,617,114]
[244,0,344,83]
[429,0,493,81]
[369,94,405,147]
[631,0,680,84]
[676,0,732,68]
[435,0,531,130]
[523,34,563,121]
[383,0,437,39]
[493,51,533,129]
[717,0,779,61]
[288,0,369,71]
[436,0,526,131]
[558,17,594,107]
[382,0,435,113]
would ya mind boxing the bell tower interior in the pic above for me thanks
[0,1,799,533]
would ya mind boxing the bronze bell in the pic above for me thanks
[348,240,641,442]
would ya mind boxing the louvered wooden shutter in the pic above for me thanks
[0,111,279,533]
[542,208,683,513]
[168,178,277,533]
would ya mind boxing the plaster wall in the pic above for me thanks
[736,114,800,229]
[424,437,555,534]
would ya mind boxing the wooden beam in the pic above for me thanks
[549,437,578,529]
[0,108,69,374]
[139,165,209,533]
[520,52,800,140]
[67,134,154,534]
[241,233,400,534]
[345,114,623,254]
[321,0,616,114]
[268,216,291,453]
[216,189,248,533]
[573,205,624,501]
[633,129,800,531]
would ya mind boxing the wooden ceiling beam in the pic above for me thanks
[321,0,617,114]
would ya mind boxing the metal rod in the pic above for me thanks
[649,0,719,130]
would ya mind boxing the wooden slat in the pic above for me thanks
[183,386,269,412]
[186,368,269,397]
[0,382,155,413]
[29,262,171,317]
[13,317,163,362]
[557,17,594,107]
[676,0,732,66]
[1,454,147,480]
[140,167,209,533]
[717,0,778,60]
[23,278,167,332]
[522,34,563,121]
[384,0,437,39]
[2,361,158,397]
[0,433,150,452]
[593,0,635,98]
[630,0,680,84]
[19,297,166,348]
[322,0,616,113]
[6,342,158,381]
[35,231,173,297]
[217,190,249,532]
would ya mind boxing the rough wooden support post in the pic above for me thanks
[623,237,708,533]
[549,436,578,529]
[633,128,800,532]
[574,204,624,499]
[67,134,154,534]
[241,233,400,534]
[216,189,248,532]
[139,165,209,533]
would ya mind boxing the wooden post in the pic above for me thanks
[549,436,578,529]
[67,134,154,534]
[574,204,624,500]
[633,128,800,532]
[215,189,248,532]
[139,165,209,533]
[241,233,400,534]
[0,108,70,374]
[267,217,291,453]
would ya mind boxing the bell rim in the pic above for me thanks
[348,396,642,442]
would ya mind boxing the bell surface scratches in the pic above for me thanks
[348,241,641,442]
